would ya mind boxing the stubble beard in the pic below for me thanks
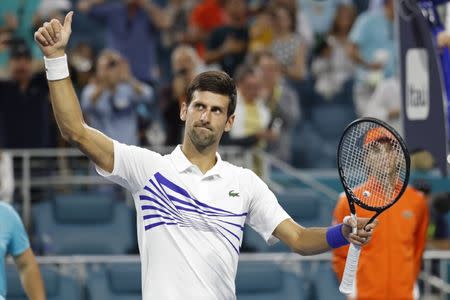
[188,126,217,150]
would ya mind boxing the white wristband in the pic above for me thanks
[44,54,70,81]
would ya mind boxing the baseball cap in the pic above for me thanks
[363,127,395,146]
[9,39,32,59]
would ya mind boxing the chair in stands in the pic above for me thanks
[309,262,345,300]
[293,104,356,168]
[291,121,336,169]
[236,261,310,300]
[310,104,356,146]
[86,263,141,300]
[32,193,135,255]
[6,265,81,300]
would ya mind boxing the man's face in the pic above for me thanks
[9,56,32,82]
[225,0,247,21]
[96,53,121,86]
[365,139,398,178]
[180,91,234,149]
[172,50,196,78]
[238,72,261,102]
[274,7,293,33]
[259,56,280,86]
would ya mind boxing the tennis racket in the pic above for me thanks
[337,117,410,295]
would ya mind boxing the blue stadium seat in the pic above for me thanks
[309,262,345,300]
[86,263,141,300]
[242,189,331,252]
[410,172,450,193]
[32,193,135,255]
[278,190,324,226]
[294,78,318,121]
[311,104,356,143]
[293,104,355,168]
[236,261,310,300]
[291,121,336,169]
[6,265,81,300]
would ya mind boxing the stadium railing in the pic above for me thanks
[7,147,338,227]
[7,146,253,227]
[5,147,450,298]
[5,251,450,299]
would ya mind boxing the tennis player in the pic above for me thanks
[34,12,376,299]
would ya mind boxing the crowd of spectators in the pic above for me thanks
[0,0,401,166]
[0,0,449,280]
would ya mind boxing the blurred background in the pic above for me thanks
[0,0,450,299]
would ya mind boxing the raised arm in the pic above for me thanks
[34,12,114,173]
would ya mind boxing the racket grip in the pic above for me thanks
[339,243,361,295]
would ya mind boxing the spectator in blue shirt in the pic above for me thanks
[77,0,170,83]
[81,49,153,146]
[348,0,395,116]
[0,203,45,300]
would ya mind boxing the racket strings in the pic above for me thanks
[340,122,407,209]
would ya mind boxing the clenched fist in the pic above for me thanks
[34,11,73,58]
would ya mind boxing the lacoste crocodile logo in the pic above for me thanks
[228,190,239,197]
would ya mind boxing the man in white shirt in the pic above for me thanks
[365,77,402,136]
[33,12,377,300]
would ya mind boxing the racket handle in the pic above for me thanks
[339,243,361,295]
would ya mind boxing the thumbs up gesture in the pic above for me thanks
[34,11,73,58]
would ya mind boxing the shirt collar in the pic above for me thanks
[170,145,227,178]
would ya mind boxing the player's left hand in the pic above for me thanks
[342,216,377,246]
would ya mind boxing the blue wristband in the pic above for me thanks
[326,224,349,248]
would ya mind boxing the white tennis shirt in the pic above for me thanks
[97,141,290,300]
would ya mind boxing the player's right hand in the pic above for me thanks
[342,216,377,246]
[34,11,73,59]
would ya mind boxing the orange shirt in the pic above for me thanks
[190,0,225,32]
[189,0,225,57]
[332,186,429,300]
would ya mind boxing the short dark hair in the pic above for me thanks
[186,71,237,117]
[272,4,297,33]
